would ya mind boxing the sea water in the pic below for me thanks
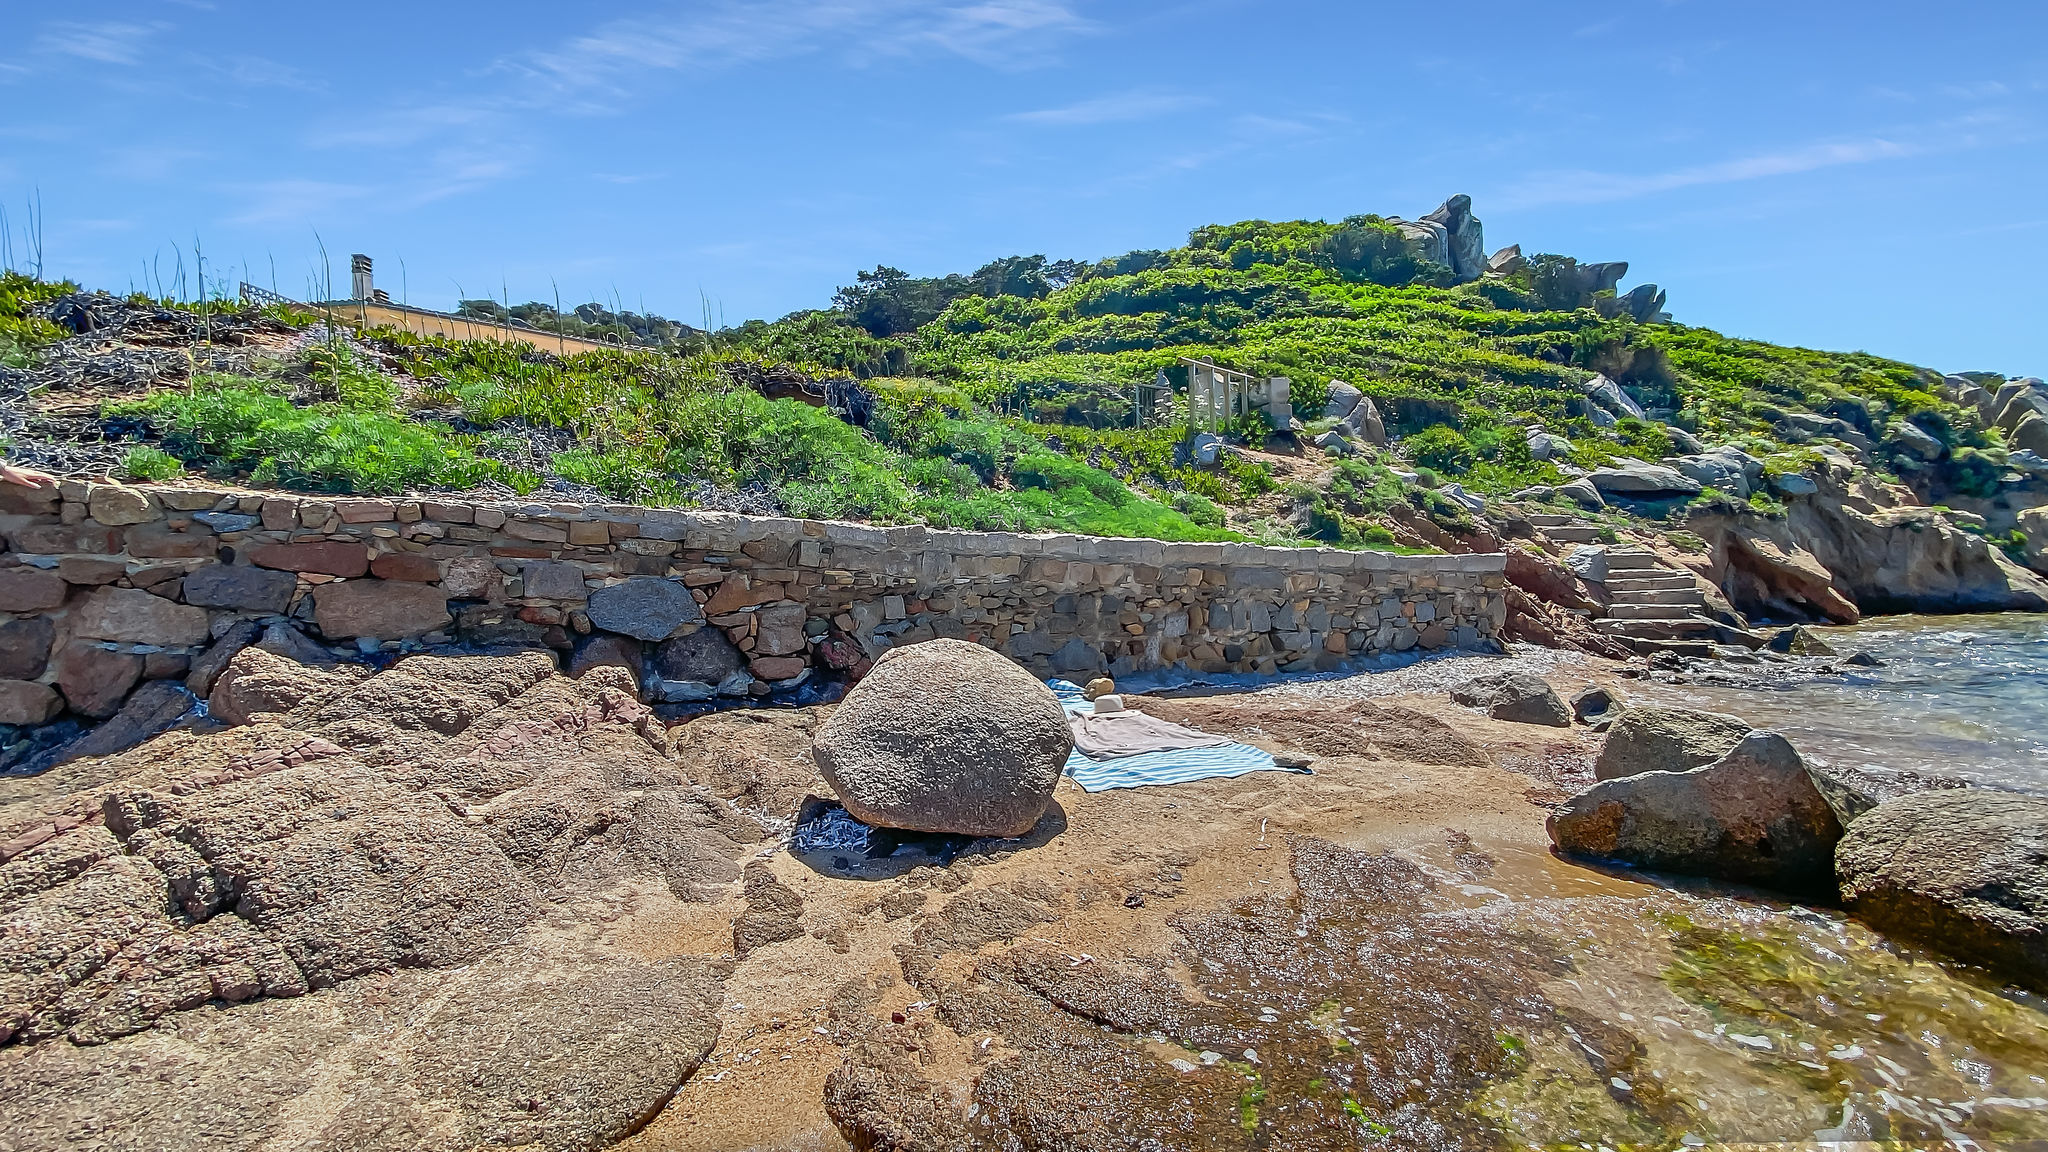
[1639,613,2048,796]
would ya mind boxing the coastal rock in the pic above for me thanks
[71,586,210,646]
[1549,731,1844,895]
[1837,789,2048,991]
[1486,244,1526,275]
[1765,624,1836,656]
[567,633,643,696]
[1888,419,1946,461]
[1420,194,1486,281]
[0,653,742,1148]
[1571,686,1623,728]
[1557,478,1605,508]
[12,679,197,775]
[1581,374,1646,421]
[812,638,1070,838]
[1564,545,1608,584]
[1586,460,1701,498]
[207,645,358,725]
[1452,672,1570,727]
[1593,706,1751,781]
[2023,507,2048,572]
[185,619,262,698]
[586,577,704,641]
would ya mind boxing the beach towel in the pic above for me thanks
[1047,680,1312,793]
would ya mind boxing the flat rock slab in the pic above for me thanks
[1838,789,2048,992]
[586,577,704,641]
[313,580,452,640]
[182,563,297,614]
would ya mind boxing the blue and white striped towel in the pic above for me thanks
[1048,681,1311,793]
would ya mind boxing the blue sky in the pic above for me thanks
[2,1,2043,374]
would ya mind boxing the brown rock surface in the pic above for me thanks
[249,540,370,578]
[0,566,67,612]
[0,679,62,725]
[69,585,211,646]
[0,652,753,1149]
[812,639,1070,837]
[52,644,144,718]
[313,580,452,639]
[0,616,55,680]
[369,551,443,582]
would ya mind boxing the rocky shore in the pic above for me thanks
[5,635,2047,1150]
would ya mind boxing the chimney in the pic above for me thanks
[350,254,373,301]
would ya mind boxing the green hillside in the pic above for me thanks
[0,207,2009,548]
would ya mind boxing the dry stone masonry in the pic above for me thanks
[0,480,1506,732]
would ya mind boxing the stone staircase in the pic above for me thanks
[1519,510,1762,654]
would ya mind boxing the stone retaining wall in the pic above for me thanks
[0,481,1506,731]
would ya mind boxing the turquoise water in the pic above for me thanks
[1642,613,2048,796]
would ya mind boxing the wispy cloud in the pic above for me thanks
[1007,90,1198,126]
[35,21,163,66]
[226,178,374,226]
[1497,136,1916,208]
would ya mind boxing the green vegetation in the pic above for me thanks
[8,201,1996,545]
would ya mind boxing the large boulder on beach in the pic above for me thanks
[1837,789,2048,991]
[1451,672,1570,727]
[1549,731,1844,895]
[1593,706,1751,780]
[811,639,1071,838]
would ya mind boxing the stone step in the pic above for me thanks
[1604,552,1663,571]
[1595,616,1763,648]
[1613,637,1719,658]
[1606,587,1705,606]
[1604,603,1700,620]
[1603,572,1699,591]
[1523,513,1580,527]
[1542,525,1604,544]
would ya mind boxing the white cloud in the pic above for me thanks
[1008,90,1199,126]
[226,178,374,226]
[1497,136,1916,208]
[35,21,162,66]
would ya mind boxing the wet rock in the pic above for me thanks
[0,615,55,680]
[1765,624,1836,656]
[181,563,296,614]
[653,627,748,684]
[1571,686,1623,728]
[1550,731,1844,895]
[813,638,1070,838]
[14,680,197,775]
[1592,705,1751,781]
[254,621,339,666]
[1838,789,2048,991]
[1452,672,1570,727]
[313,580,451,640]
[53,644,144,718]
[585,577,703,641]
[0,680,63,726]
[185,619,261,697]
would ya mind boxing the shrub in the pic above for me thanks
[123,444,184,481]
[1404,426,1474,474]
[116,380,526,494]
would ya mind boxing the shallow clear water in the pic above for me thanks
[1641,613,2048,796]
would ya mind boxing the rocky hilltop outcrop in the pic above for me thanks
[0,650,764,1150]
